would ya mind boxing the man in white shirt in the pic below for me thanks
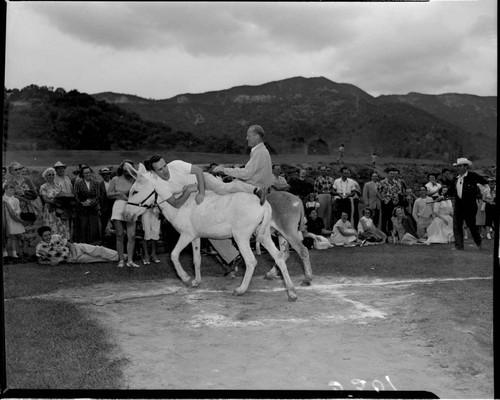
[332,167,361,226]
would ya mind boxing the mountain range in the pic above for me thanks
[3,77,496,161]
[92,76,496,160]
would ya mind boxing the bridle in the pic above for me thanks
[126,189,168,209]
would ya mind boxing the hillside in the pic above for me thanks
[3,77,496,161]
[92,76,496,160]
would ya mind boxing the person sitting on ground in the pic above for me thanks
[357,208,387,243]
[426,186,454,244]
[412,186,434,239]
[391,206,425,245]
[329,211,360,247]
[35,225,118,266]
[306,208,332,237]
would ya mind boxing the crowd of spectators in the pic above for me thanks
[2,157,497,265]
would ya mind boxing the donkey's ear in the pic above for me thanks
[124,162,140,180]
[138,163,147,175]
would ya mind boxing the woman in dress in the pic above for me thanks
[357,208,387,243]
[108,160,139,268]
[391,206,424,245]
[2,183,26,258]
[6,161,41,254]
[39,167,71,240]
[426,187,454,244]
[73,166,101,244]
[329,211,360,246]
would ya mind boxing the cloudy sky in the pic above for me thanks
[4,1,497,100]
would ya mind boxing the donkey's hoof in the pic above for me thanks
[300,279,312,287]
[233,288,246,296]
[191,279,201,288]
[287,292,298,302]
[181,278,191,287]
[263,272,275,280]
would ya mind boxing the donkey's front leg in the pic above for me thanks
[191,238,202,287]
[171,234,195,285]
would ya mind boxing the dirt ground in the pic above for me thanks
[39,271,494,398]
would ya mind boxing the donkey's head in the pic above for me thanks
[123,163,157,222]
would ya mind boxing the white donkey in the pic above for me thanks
[124,164,298,301]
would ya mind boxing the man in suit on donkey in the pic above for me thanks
[449,158,488,251]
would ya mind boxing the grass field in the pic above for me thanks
[3,238,495,390]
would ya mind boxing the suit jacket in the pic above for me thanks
[449,171,488,206]
[363,181,381,209]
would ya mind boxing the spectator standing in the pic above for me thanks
[73,166,101,244]
[270,164,290,192]
[289,169,314,204]
[337,144,345,164]
[425,173,442,200]
[39,167,71,240]
[371,152,378,169]
[378,168,403,238]
[2,166,8,188]
[448,158,488,251]
[484,178,496,240]
[313,166,335,230]
[412,186,434,238]
[362,172,382,228]
[98,167,115,239]
[332,167,361,227]
[2,183,26,258]
[108,160,139,267]
[6,162,40,254]
[439,168,455,191]
[53,161,76,236]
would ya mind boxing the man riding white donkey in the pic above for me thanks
[124,125,312,296]
[212,125,312,284]
[124,161,298,301]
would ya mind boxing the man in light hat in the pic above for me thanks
[449,158,488,250]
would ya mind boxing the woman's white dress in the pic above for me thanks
[426,200,454,244]
[330,219,357,246]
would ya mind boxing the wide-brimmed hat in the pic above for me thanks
[99,167,111,175]
[453,157,473,167]
[54,161,67,168]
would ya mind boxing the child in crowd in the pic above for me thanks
[305,192,321,212]
[2,183,26,258]
[412,186,434,239]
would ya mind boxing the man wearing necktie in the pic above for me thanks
[449,158,488,250]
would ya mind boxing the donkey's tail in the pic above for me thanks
[255,202,272,243]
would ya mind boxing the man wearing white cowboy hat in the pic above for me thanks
[449,157,488,250]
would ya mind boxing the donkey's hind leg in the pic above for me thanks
[171,234,195,285]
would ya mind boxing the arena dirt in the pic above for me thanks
[40,273,494,398]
